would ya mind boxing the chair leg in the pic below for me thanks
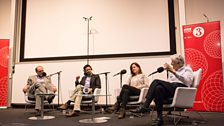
[24,104,28,114]
[162,107,181,125]
[24,104,31,113]
[24,103,36,115]
[167,109,172,115]
[167,108,206,125]
[150,105,156,120]
[190,111,207,125]
[173,108,181,125]
[45,103,55,112]
[25,104,28,112]
[48,103,54,110]
[129,111,144,118]
[124,110,144,118]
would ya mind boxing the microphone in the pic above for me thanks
[48,71,62,76]
[38,72,47,78]
[98,72,110,75]
[57,71,62,73]
[113,69,127,77]
[203,13,209,22]
[83,16,92,21]
[41,72,47,77]
[148,67,165,77]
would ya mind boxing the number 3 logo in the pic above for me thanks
[193,26,204,38]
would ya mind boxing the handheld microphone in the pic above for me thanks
[148,67,165,77]
[113,69,127,77]
[42,72,47,77]
[38,72,47,78]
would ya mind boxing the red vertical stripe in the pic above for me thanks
[0,39,9,107]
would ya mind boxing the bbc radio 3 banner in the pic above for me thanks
[183,21,224,112]
[0,39,9,107]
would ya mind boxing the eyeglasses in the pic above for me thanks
[37,70,44,72]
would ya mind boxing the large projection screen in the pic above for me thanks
[20,0,176,61]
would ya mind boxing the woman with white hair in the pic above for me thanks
[132,54,194,126]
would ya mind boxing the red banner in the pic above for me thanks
[183,21,224,112]
[0,39,9,107]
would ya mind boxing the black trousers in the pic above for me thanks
[117,85,141,109]
[145,79,186,116]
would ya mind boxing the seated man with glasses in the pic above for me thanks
[132,54,194,126]
[23,65,57,115]
[58,64,101,117]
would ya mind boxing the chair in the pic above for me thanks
[24,92,54,113]
[162,68,203,125]
[114,87,149,117]
[81,88,101,104]
[68,88,101,112]
[82,88,101,113]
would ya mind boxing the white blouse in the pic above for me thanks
[126,73,149,89]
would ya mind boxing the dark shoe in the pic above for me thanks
[118,109,126,119]
[131,105,151,113]
[58,104,68,110]
[47,95,55,104]
[167,110,172,115]
[151,117,164,126]
[106,102,120,113]
[35,109,41,116]
[66,110,80,117]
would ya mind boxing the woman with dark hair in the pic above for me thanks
[108,62,149,119]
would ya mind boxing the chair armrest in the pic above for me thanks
[114,88,121,98]
[93,88,101,102]
[115,87,149,104]
[137,88,149,103]
[24,93,29,102]
[24,92,36,103]
[93,88,101,95]
[171,87,197,108]
[23,85,29,93]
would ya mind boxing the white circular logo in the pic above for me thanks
[193,26,204,38]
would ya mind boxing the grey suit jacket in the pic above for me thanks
[26,75,54,95]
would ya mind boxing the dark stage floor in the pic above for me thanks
[0,108,224,126]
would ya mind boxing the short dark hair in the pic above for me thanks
[83,64,92,71]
